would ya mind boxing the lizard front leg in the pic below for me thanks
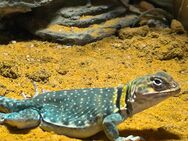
[102,113,144,141]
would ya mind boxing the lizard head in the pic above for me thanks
[126,72,180,115]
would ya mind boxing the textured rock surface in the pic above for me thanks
[118,26,188,60]
[32,15,138,45]
[119,25,149,39]
[0,0,53,16]
[2,0,177,45]
[170,19,185,34]
[17,0,139,45]
[0,0,141,45]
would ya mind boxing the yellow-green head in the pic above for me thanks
[124,72,180,115]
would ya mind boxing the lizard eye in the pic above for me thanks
[153,78,163,86]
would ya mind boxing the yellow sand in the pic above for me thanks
[0,27,187,141]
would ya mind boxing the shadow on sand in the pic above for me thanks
[4,124,181,140]
[90,127,180,141]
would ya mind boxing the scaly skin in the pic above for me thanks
[0,0,53,16]
[0,72,180,141]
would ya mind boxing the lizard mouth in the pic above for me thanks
[141,87,181,98]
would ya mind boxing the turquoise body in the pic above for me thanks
[0,87,125,138]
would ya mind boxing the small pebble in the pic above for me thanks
[139,1,155,10]
[11,40,17,44]
[30,44,35,48]
[171,19,185,34]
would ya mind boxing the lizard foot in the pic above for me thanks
[0,113,5,124]
[20,92,32,99]
[20,81,39,99]
[116,135,145,141]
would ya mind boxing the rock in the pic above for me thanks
[155,40,184,60]
[19,1,138,45]
[0,0,53,16]
[56,6,126,27]
[57,66,69,76]
[139,1,155,11]
[1,0,140,45]
[33,15,138,45]
[0,61,20,79]
[60,5,113,19]
[119,25,149,39]
[170,19,185,34]
[26,69,51,83]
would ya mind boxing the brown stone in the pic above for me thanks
[139,1,155,11]
[119,25,149,39]
[170,19,185,34]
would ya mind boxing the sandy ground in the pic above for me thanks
[0,26,187,141]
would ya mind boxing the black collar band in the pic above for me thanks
[116,85,123,112]
[125,84,133,115]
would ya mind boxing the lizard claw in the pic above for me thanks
[116,135,145,141]
[20,81,39,99]
[0,113,5,124]
[125,135,145,141]
[20,92,32,99]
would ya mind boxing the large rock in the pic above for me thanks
[17,0,138,45]
[0,0,139,45]
[0,0,53,16]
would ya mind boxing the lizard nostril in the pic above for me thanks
[172,82,177,88]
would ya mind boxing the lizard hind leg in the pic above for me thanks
[0,108,40,129]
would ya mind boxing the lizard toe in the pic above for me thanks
[126,135,145,141]
[0,113,5,124]
[116,135,145,141]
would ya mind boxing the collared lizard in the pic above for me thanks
[0,72,180,141]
